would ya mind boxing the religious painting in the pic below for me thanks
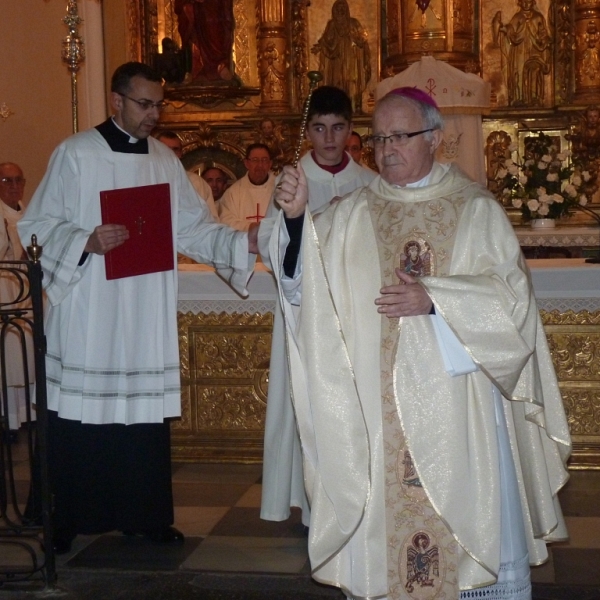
[150,0,260,90]
[399,239,432,278]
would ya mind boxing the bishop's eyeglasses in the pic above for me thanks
[368,129,434,148]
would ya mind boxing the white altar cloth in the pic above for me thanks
[178,263,277,314]
[528,259,600,312]
[177,260,600,314]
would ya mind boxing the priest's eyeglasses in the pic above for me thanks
[119,93,166,112]
[368,129,434,148]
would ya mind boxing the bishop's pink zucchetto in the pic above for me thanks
[385,87,439,110]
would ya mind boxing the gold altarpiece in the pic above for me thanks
[109,0,600,468]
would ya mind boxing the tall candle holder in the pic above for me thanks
[61,0,85,133]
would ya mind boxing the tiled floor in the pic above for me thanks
[2,432,600,599]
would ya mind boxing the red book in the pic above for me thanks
[100,183,174,280]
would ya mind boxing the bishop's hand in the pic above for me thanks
[275,164,308,219]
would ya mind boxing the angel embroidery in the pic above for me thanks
[405,532,440,593]
[400,240,431,277]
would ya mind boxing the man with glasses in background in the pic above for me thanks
[218,143,275,232]
[270,87,571,599]
[19,62,257,555]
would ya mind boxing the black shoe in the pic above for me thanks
[53,531,75,555]
[146,526,184,544]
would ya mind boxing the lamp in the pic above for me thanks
[573,204,600,264]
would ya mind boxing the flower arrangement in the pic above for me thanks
[495,132,590,222]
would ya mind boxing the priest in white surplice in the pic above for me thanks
[218,143,276,232]
[18,62,257,555]
[270,88,571,599]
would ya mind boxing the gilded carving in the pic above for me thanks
[561,389,600,436]
[578,20,600,85]
[492,0,552,107]
[311,0,371,112]
[571,0,600,103]
[258,40,286,101]
[555,0,575,105]
[540,309,600,469]
[485,130,513,199]
[291,0,310,110]
[541,309,600,325]
[173,311,273,462]
[234,0,251,83]
[127,0,142,61]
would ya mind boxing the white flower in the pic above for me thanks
[546,172,559,182]
[512,198,523,208]
[518,174,528,185]
[553,193,564,203]
[572,175,582,186]
[556,153,567,161]
[539,193,551,204]
[580,195,588,206]
[565,184,578,197]
[527,199,540,211]
[538,203,550,216]
[505,158,514,166]
[525,159,534,167]
[537,161,548,169]
[496,168,508,179]
[502,188,511,197]
[537,186,547,197]
[541,154,552,163]
[507,164,519,176]
[583,171,592,182]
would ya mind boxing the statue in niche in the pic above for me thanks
[492,0,551,107]
[174,0,235,84]
[311,0,371,112]
[580,21,600,85]
[485,130,513,199]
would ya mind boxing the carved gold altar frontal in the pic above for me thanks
[173,311,272,463]
[542,309,600,470]
[173,273,600,468]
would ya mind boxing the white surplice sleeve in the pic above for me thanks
[17,144,91,306]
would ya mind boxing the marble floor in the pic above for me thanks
[2,430,600,599]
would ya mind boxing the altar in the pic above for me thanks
[174,260,600,470]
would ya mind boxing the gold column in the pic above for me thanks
[574,0,600,104]
[384,0,478,74]
[257,0,290,111]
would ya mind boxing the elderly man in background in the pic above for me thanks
[219,143,275,232]
[271,88,571,599]
[155,130,219,221]
[0,162,35,441]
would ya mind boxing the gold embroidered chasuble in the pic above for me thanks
[276,164,571,599]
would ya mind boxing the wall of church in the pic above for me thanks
[0,0,107,205]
